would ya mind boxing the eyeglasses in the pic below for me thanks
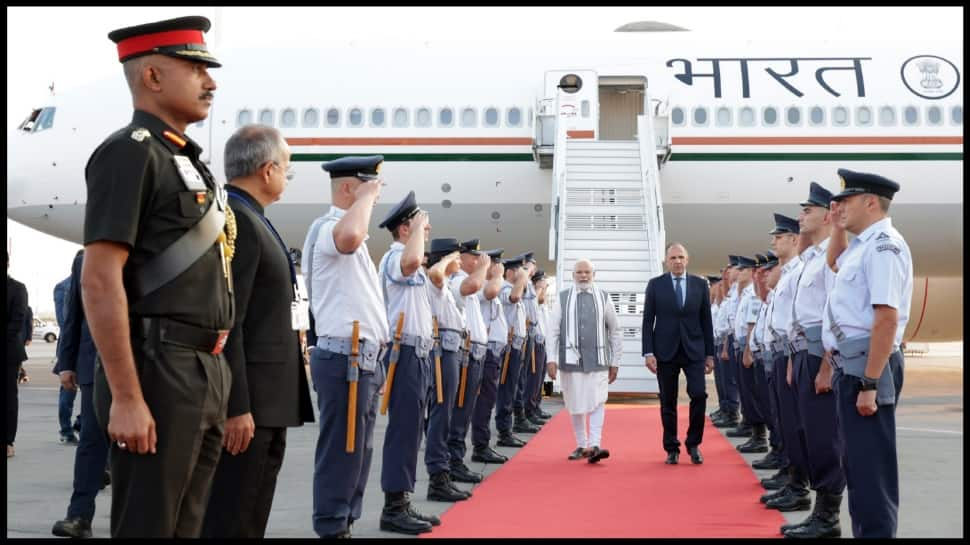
[271,161,294,181]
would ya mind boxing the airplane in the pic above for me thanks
[7,26,962,392]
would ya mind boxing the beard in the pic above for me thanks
[575,280,592,290]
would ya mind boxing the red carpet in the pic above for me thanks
[424,405,785,538]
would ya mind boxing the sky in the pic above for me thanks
[5,6,964,316]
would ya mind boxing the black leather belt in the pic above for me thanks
[142,317,230,355]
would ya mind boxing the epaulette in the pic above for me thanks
[129,127,151,143]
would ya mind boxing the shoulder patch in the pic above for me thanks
[875,243,901,255]
[876,232,891,241]
[130,128,151,142]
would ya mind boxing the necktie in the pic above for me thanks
[675,277,684,309]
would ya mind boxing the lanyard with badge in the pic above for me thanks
[226,188,311,331]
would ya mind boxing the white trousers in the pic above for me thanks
[570,403,606,449]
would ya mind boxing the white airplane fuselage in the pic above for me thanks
[7,36,963,341]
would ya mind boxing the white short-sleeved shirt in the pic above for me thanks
[303,207,389,345]
[762,290,777,346]
[733,284,756,340]
[828,217,913,346]
[479,287,508,344]
[710,301,720,335]
[770,258,803,338]
[450,271,488,344]
[378,241,433,339]
[791,237,832,333]
[751,291,772,349]
[428,275,464,332]
[522,282,545,336]
[499,280,528,338]
[721,284,740,336]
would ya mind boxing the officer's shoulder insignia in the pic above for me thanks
[875,243,901,255]
[130,127,151,142]
[876,232,891,241]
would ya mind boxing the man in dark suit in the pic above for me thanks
[7,251,29,458]
[52,249,111,538]
[201,125,315,538]
[642,243,715,465]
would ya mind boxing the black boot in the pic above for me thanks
[713,411,740,428]
[761,484,793,504]
[513,410,540,433]
[765,487,811,511]
[471,446,507,464]
[780,493,823,534]
[449,461,483,483]
[537,408,553,419]
[725,421,753,437]
[527,413,546,427]
[784,492,842,538]
[752,450,783,470]
[428,471,471,502]
[496,432,526,447]
[761,467,790,490]
[51,517,92,538]
[737,424,769,453]
[406,496,441,527]
[380,492,433,535]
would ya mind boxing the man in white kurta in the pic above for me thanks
[546,259,622,463]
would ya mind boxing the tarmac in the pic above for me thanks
[6,341,963,538]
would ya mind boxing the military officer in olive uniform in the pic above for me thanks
[825,169,912,538]
[82,16,233,537]
[302,155,388,539]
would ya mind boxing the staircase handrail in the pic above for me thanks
[637,111,666,275]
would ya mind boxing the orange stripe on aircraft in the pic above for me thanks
[567,130,595,139]
[286,137,533,146]
[672,136,964,145]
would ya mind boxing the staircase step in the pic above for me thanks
[563,204,643,215]
[562,239,653,251]
[560,249,656,262]
[566,172,642,182]
[567,164,641,174]
[560,259,655,272]
[563,230,647,240]
[567,140,639,150]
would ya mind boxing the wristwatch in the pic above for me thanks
[858,375,879,392]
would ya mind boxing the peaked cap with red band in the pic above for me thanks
[108,15,220,68]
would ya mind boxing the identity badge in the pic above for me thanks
[173,155,207,191]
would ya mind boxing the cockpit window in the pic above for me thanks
[18,107,55,133]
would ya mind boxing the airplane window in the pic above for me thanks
[762,107,778,126]
[259,109,275,127]
[671,107,685,126]
[484,107,499,127]
[855,106,872,126]
[952,105,963,125]
[237,109,253,127]
[809,106,825,126]
[35,107,56,131]
[580,101,590,118]
[393,108,409,127]
[439,107,454,127]
[326,108,340,127]
[507,107,522,127]
[739,107,755,126]
[715,107,731,126]
[926,106,943,126]
[832,106,849,127]
[903,106,919,126]
[349,108,363,127]
[18,108,42,132]
[416,108,432,127]
[461,107,477,127]
[692,107,708,126]
[785,107,801,125]
[370,108,386,127]
[303,108,319,127]
[281,108,297,128]
[878,106,896,126]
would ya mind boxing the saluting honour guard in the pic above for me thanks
[713,257,742,428]
[82,16,232,537]
[423,238,474,503]
[470,249,512,464]
[750,252,781,466]
[514,253,547,430]
[495,254,533,445]
[707,275,724,422]
[375,190,440,534]
[526,269,554,422]
[825,169,911,539]
[302,155,388,539]
[731,255,769,452]
[758,214,805,502]
[778,181,846,534]
[446,240,491,483]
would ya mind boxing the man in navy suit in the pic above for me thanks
[642,243,715,465]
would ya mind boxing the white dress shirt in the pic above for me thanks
[378,241,433,339]
[450,271,488,344]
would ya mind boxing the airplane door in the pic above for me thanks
[543,70,598,139]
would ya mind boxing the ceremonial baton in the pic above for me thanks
[380,312,405,415]
[346,320,360,453]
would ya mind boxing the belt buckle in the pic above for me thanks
[211,330,230,355]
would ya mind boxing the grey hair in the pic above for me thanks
[574,258,595,272]
[224,124,287,181]
[665,241,688,256]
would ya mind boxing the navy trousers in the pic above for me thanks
[494,346,524,434]
[736,346,766,425]
[58,385,79,436]
[764,357,790,466]
[471,349,502,449]
[65,384,109,522]
[792,350,846,495]
[834,351,904,538]
[752,358,778,447]
[719,336,740,412]
[424,348,460,475]
[447,353,484,464]
[381,344,430,493]
[525,342,547,417]
[310,349,384,537]
[513,340,530,412]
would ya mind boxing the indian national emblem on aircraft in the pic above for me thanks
[900,54,961,99]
